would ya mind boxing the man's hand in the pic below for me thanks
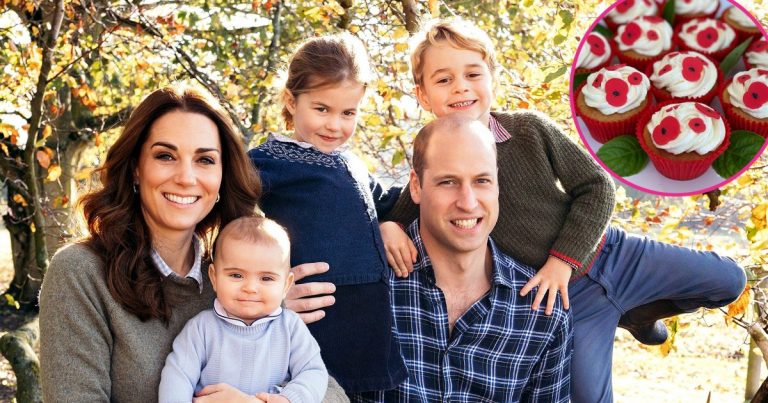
[285,262,336,324]
[255,393,290,403]
[193,383,260,403]
[519,256,572,315]
[380,221,417,277]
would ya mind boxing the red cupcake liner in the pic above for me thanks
[673,21,738,61]
[720,80,768,138]
[577,82,655,143]
[636,100,731,180]
[644,56,721,104]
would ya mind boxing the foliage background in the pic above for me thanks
[0,0,767,401]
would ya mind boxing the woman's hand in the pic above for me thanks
[380,221,417,278]
[285,262,336,324]
[194,383,260,402]
[519,256,572,315]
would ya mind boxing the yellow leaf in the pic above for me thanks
[42,124,52,139]
[393,27,409,40]
[738,173,754,186]
[30,223,35,233]
[428,0,439,16]
[46,164,62,182]
[0,143,7,156]
[12,193,28,207]
[94,133,102,147]
[394,43,408,53]
[725,284,751,325]
[36,149,51,168]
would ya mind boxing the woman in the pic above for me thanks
[39,84,262,402]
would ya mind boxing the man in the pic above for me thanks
[359,115,572,402]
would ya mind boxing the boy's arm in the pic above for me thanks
[158,317,206,403]
[279,313,329,402]
[520,311,573,403]
[369,174,402,218]
[535,112,615,268]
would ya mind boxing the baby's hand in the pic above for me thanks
[519,256,572,315]
[255,393,290,403]
[380,221,417,278]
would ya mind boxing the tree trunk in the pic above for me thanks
[0,317,41,403]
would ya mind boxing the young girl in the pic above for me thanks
[247,33,407,396]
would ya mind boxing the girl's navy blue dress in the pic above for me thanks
[248,135,407,393]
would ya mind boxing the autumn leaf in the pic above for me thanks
[428,0,439,16]
[36,148,52,168]
[12,193,28,207]
[753,204,768,230]
[0,143,8,156]
[725,284,750,326]
[46,164,62,182]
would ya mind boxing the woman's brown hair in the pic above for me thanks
[79,84,261,322]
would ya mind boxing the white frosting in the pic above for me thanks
[607,0,659,25]
[646,102,726,155]
[725,6,756,28]
[727,69,768,119]
[576,33,611,69]
[615,17,673,57]
[678,19,736,53]
[675,0,718,16]
[583,65,650,114]
[746,40,768,68]
[650,51,717,97]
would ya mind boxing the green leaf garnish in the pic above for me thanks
[572,72,591,91]
[720,37,754,76]
[596,135,649,177]
[663,0,676,25]
[713,130,765,178]
[592,24,613,39]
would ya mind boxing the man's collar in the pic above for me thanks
[404,219,516,289]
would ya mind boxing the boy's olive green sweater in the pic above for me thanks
[385,110,616,278]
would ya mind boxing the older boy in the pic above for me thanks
[379,19,746,403]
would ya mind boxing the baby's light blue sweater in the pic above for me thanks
[158,306,327,403]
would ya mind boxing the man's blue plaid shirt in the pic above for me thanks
[355,220,573,403]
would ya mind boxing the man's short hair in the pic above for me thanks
[412,115,497,183]
[212,216,290,268]
[409,18,498,87]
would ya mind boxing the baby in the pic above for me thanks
[159,216,327,403]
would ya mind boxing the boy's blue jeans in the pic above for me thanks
[568,226,746,403]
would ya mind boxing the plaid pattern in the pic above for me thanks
[489,114,512,143]
[355,221,572,403]
[150,234,204,293]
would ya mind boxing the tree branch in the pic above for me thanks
[249,0,283,144]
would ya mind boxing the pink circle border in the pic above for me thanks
[569,0,768,197]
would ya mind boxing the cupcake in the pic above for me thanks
[575,32,613,74]
[604,0,659,31]
[675,18,737,61]
[744,38,768,70]
[577,64,653,143]
[637,101,730,180]
[673,0,718,26]
[720,68,768,138]
[720,6,762,43]
[614,16,674,70]
[647,51,721,104]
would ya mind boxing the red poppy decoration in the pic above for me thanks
[616,0,635,13]
[587,34,606,56]
[606,64,627,71]
[621,23,642,46]
[688,117,706,133]
[695,103,720,118]
[605,78,629,107]
[681,57,705,82]
[758,69,768,77]
[652,116,681,145]
[696,27,720,49]
[665,105,680,113]
[658,64,673,76]
[737,74,751,84]
[644,16,664,24]
[686,24,698,34]
[743,82,768,109]
[592,73,604,88]
[647,30,659,41]
[715,20,726,30]
[628,72,644,85]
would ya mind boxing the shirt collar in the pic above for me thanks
[488,114,512,143]
[213,298,283,327]
[405,219,516,289]
[151,234,204,293]
[270,133,350,153]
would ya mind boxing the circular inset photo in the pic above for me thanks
[571,0,768,196]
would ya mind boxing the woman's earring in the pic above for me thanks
[215,193,220,203]
[133,182,138,194]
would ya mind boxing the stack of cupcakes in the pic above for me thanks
[573,0,767,181]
